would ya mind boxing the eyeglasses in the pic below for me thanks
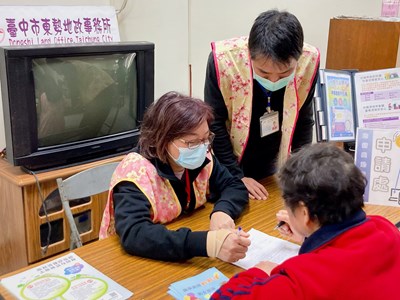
[178,132,215,150]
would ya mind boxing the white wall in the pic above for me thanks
[117,0,189,98]
[0,0,385,150]
[189,0,382,98]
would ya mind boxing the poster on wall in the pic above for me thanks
[0,6,120,47]
[355,127,400,207]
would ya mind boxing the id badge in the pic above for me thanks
[260,111,279,137]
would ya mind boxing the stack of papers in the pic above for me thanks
[234,228,300,270]
[168,267,228,299]
[1,253,133,300]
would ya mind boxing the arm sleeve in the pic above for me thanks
[211,268,299,300]
[204,52,244,178]
[291,63,320,151]
[113,181,208,261]
[208,154,249,219]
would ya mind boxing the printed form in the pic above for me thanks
[234,228,300,270]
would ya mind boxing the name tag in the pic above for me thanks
[260,111,279,137]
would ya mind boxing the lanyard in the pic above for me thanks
[256,81,272,113]
[185,169,191,209]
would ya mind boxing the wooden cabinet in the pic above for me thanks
[0,156,123,275]
[326,17,400,71]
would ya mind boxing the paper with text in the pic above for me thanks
[233,228,300,270]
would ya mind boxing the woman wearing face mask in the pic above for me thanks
[204,10,320,200]
[99,91,250,262]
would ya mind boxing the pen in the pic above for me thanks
[274,220,286,230]
[236,226,242,237]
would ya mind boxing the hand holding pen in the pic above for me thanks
[274,210,294,236]
[274,220,286,230]
[275,210,303,243]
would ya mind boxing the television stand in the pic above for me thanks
[0,155,124,276]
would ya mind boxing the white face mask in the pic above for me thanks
[253,70,295,92]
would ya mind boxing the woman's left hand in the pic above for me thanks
[210,211,235,230]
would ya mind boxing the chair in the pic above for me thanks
[56,161,120,250]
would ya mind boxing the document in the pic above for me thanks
[233,228,300,270]
[0,253,133,300]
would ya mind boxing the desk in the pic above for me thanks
[1,176,400,299]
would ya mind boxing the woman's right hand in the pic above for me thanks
[216,229,251,262]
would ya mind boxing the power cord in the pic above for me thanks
[30,170,52,256]
[115,0,128,15]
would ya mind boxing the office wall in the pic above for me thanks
[189,0,382,98]
[0,0,385,150]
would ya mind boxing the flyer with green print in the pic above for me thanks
[0,253,132,300]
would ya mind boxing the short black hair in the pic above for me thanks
[278,143,366,225]
[248,10,304,64]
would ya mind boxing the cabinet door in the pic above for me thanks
[326,18,400,71]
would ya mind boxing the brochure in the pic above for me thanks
[314,67,400,142]
[0,253,133,300]
[168,267,228,300]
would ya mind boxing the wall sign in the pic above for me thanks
[0,6,120,46]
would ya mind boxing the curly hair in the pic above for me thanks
[278,143,366,225]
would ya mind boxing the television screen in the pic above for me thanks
[0,42,154,172]
[33,53,138,147]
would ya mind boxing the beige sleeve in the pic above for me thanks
[206,229,231,258]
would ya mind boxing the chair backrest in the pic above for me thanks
[56,161,119,249]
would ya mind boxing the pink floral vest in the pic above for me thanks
[99,152,213,238]
[211,36,320,167]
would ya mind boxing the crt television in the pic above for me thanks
[0,41,154,172]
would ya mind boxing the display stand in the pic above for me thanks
[0,155,124,275]
[325,16,400,150]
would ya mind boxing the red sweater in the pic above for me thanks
[212,213,400,299]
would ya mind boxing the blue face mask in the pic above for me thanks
[170,143,208,170]
[253,70,295,92]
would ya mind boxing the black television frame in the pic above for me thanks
[0,41,154,172]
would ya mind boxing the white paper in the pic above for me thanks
[0,253,133,300]
[233,228,300,270]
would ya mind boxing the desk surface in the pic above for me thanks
[1,176,400,299]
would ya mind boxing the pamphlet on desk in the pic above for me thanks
[314,67,400,142]
[168,267,228,300]
[233,228,300,270]
[0,253,133,300]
